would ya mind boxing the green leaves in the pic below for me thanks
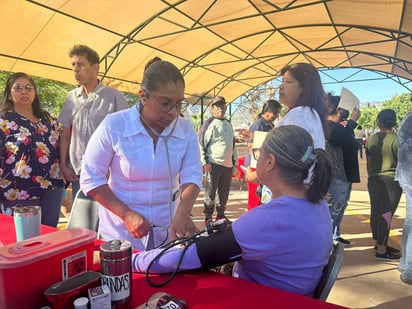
[358,93,412,130]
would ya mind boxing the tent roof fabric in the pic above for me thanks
[1,0,411,104]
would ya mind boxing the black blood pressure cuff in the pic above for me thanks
[195,227,242,270]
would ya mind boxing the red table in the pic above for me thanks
[0,214,347,309]
[129,271,347,308]
[0,213,58,244]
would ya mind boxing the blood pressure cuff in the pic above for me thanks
[195,227,242,270]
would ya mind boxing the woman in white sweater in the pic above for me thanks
[277,62,328,150]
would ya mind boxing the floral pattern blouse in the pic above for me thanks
[0,111,64,202]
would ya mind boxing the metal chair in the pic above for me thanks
[313,241,345,301]
[66,190,99,232]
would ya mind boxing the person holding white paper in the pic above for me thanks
[338,87,360,111]
[326,94,360,246]
[245,100,281,210]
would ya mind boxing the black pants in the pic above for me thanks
[203,163,232,218]
[368,175,402,246]
[355,139,363,158]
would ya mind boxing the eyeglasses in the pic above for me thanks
[252,148,260,161]
[143,89,184,113]
[12,84,35,92]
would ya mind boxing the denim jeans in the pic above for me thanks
[328,177,352,238]
[355,139,363,158]
[400,194,412,281]
[40,186,65,227]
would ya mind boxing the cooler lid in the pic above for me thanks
[0,228,97,269]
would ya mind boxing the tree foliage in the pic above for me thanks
[191,114,202,132]
[357,106,379,131]
[231,81,278,127]
[357,93,412,131]
[382,93,412,121]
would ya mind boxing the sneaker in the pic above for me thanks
[386,246,401,254]
[374,245,400,253]
[375,250,401,260]
[400,275,412,285]
[216,215,232,225]
[335,237,351,246]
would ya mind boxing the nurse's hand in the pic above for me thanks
[171,211,197,239]
[123,210,151,239]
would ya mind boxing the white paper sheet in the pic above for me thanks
[338,87,360,111]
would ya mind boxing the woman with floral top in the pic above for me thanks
[0,72,64,227]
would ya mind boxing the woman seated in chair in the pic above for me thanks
[133,125,333,297]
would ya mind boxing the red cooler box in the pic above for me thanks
[0,228,97,309]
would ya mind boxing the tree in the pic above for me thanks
[382,93,412,122]
[357,106,380,131]
[191,114,202,132]
[231,81,278,127]
[357,93,412,131]
[31,77,73,117]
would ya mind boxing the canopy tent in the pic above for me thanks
[1,0,411,105]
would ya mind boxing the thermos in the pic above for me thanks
[100,240,132,308]
[13,205,41,241]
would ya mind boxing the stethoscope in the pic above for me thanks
[137,102,179,249]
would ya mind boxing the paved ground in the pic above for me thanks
[59,153,412,308]
[326,191,410,309]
